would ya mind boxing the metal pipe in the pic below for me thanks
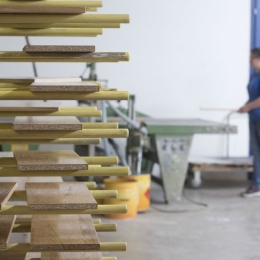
[106,101,146,134]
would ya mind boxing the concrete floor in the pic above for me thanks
[99,178,260,260]
[9,174,260,260]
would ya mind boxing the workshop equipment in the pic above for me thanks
[188,110,252,188]
[107,98,237,203]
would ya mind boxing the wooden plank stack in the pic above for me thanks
[0,1,130,259]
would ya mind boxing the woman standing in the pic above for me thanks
[239,48,260,197]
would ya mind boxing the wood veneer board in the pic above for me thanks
[15,217,101,225]
[0,215,16,249]
[23,45,95,53]
[0,52,129,62]
[0,6,86,14]
[26,182,97,210]
[0,77,81,83]
[41,252,102,260]
[30,82,100,92]
[14,150,88,171]
[0,252,27,260]
[13,116,82,130]
[30,214,100,250]
[0,101,60,112]
[0,182,17,209]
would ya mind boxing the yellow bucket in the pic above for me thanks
[104,178,138,219]
[132,174,151,212]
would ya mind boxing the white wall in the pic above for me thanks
[0,0,251,157]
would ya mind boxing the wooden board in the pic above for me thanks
[26,182,97,210]
[0,6,86,14]
[0,101,60,112]
[13,116,82,130]
[0,215,16,249]
[0,77,81,84]
[41,252,102,260]
[0,182,17,209]
[14,150,88,171]
[0,252,27,260]
[30,214,100,250]
[0,52,129,62]
[15,217,102,225]
[30,82,100,92]
[23,45,95,53]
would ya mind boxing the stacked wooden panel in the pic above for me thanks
[0,1,130,259]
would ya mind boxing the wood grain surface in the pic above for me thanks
[0,77,81,83]
[26,182,97,210]
[23,45,95,53]
[30,214,100,250]
[0,252,27,260]
[15,217,101,225]
[0,101,60,112]
[0,215,16,249]
[0,52,129,62]
[14,150,88,171]
[13,116,82,130]
[0,182,17,209]
[30,82,100,92]
[0,6,86,14]
[41,252,102,260]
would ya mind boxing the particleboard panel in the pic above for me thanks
[14,150,88,171]
[0,77,81,84]
[30,214,100,250]
[0,252,27,260]
[41,252,102,260]
[13,116,82,130]
[0,52,129,62]
[0,6,86,14]
[30,82,100,92]
[23,45,95,53]
[0,101,60,112]
[0,182,17,209]
[15,217,102,225]
[0,215,16,249]
[26,182,97,210]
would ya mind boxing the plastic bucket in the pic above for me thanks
[132,174,151,212]
[104,178,138,219]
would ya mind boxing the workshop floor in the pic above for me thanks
[100,177,260,260]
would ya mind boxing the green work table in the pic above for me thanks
[118,118,237,203]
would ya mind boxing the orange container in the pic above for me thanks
[104,178,138,219]
[132,174,151,212]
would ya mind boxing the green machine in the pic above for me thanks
[106,96,237,203]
